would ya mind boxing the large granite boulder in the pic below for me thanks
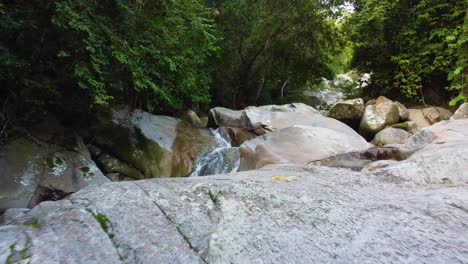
[452,103,468,120]
[408,107,453,128]
[370,119,468,185]
[0,136,108,213]
[1,163,467,263]
[371,127,411,146]
[359,96,401,137]
[89,107,218,178]
[328,98,365,127]
[209,103,368,138]
[239,125,371,170]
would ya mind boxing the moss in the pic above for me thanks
[24,221,40,229]
[55,156,64,165]
[208,190,221,207]
[80,166,95,178]
[46,156,55,169]
[6,243,15,264]
[87,209,110,233]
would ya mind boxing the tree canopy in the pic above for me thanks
[0,0,466,124]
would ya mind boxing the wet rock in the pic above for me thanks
[93,149,145,180]
[89,107,218,178]
[451,103,468,120]
[218,127,255,147]
[359,97,400,137]
[371,127,411,146]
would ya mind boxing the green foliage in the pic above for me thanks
[347,0,467,104]
[0,0,219,118]
[209,0,345,108]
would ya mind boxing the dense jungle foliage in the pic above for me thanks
[0,0,467,125]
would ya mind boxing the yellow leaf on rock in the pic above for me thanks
[272,176,290,182]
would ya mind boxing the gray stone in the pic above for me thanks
[394,101,410,120]
[371,127,411,146]
[239,125,371,170]
[370,119,468,185]
[0,137,108,213]
[1,163,467,263]
[408,107,453,128]
[328,98,365,122]
[208,107,248,128]
[359,97,400,137]
[452,103,468,120]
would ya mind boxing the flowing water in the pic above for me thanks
[189,129,241,177]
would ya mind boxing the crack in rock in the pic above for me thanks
[132,182,208,264]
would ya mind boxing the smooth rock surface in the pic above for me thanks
[371,127,411,146]
[239,125,371,170]
[1,164,467,263]
[370,119,468,185]
[209,103,336,131]
[452,103,468,120]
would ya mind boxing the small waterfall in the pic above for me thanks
[190,129,241,177]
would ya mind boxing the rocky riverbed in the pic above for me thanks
[1,100,468,263]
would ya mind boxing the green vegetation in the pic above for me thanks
[347,0,467,104]
[0,0,466,126]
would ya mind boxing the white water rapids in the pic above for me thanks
[189,129,241,177]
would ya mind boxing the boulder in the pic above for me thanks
[239,125,371,170]
[359,97,400,137]
[89,145,145,180]
[177,110,203,127]
[0,136,108,213]
[452,103,468,120]
[1,164,467,263]
[208,107,248,128]
[394,101,410,120]
[370,119,468,185]
[209,103,340,132]
[218,127,255,147]
[89,107,218,178]
[328,98,365,126]
[408,107,453,128]
[371,127,411,146]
